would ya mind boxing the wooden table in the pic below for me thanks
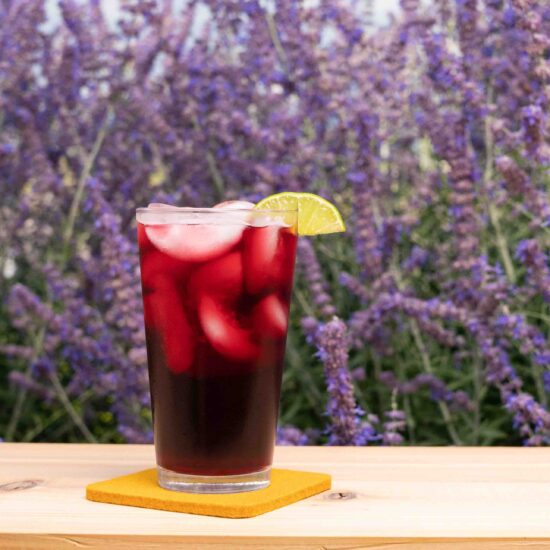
[1,444,550,549]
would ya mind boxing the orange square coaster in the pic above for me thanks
[86,468,331,518]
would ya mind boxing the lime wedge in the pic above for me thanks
[255,192,346,236]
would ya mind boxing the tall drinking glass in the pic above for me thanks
[136,205,298,493]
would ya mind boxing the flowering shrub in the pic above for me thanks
[0,0,549,445]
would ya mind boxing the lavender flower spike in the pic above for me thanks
[314,318,365,445]
[298,238,336,318]
[496,156,550,228]
[382,409,407,446]
[515,240,550,303]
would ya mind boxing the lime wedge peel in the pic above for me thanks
[255,192,346,236]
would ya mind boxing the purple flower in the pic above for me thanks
[497,156,550,228]
[379,370,473,411]
[1,0,549,448]
[515,240,550,303]
[382,410,407,445]
[276,425,310,446]
[339,272,370,303]
[297,238,336,318]
[314,318,369,445]
[521,105,545,157]
[8,371,55,401]
[402,246,429,271]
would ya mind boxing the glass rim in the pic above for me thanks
[136,206,298,214]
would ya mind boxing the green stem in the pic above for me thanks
[5,327,46,441]
[294,287,317,318]
[513,205,550,236]
[392,266,462,445]
[285,329,324,411]
[264,11,289,72]
[372,352,383,418]
[205,151,225,199]
[0,244,8,296]
[192,117,224,199]
[62,107,112,262]
[22,390,94,442]
[519,310,550,325]
[483,90,516,283]
[531,361,548,409]
[472,354,482,445]
[408,319,463,445]
[48,372,97,443]
[395,357,416,443]
[370,197,383,229]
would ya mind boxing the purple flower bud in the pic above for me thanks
[276,425,310,446]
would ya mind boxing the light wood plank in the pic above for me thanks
[3,535,550,550]
[1,444,550,548]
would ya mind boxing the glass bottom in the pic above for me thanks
[157,465,271,494]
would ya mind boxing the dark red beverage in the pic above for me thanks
[137,204,297,492]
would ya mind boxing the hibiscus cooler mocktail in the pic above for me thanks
[137,204,298,493]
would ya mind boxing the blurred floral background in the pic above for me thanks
[0,0,549,446]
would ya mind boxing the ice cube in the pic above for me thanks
[139,202,252,262]
[243,225,281,294]
[188,251,244,297]
[213,200,255,210]
[189,252,260,362]
[148,203,175,208]
[143,276,194,374]
[139,248,189,292]
[198,294,259,361]
[253,294,288,337]
[144,223,244,262]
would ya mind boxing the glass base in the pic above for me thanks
[157,465,271,494]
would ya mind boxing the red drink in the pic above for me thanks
[137,205,297,493]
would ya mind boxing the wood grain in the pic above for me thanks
[1,444,550,549]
